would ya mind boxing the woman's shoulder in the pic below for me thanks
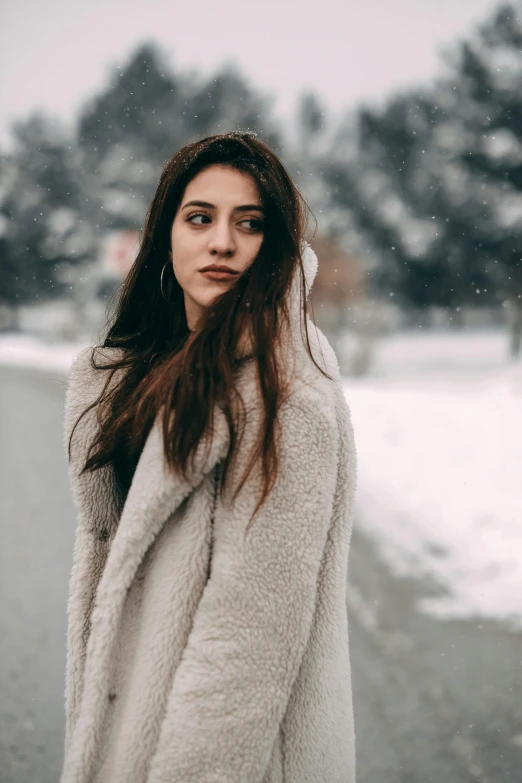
[68,344,127,383]
[64,345,128,458]
[289,323,342,397]
[66,345,126,410]
[284,323,356,443]
[69,344,125,375]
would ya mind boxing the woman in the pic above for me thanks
[61,131,358,783]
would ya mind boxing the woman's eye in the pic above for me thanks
[240,218,264,232]
[187,214,263,231]
[187,213,210,225]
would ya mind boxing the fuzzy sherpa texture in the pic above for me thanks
[60,244,358,783]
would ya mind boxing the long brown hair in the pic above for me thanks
[68,131,333,534]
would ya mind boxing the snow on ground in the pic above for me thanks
[0,333,87,373]
[1,328,521,629]
[344,329,522,631]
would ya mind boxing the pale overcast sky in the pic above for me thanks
[1,0,502,148]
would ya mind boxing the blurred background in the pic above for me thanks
[1,0,521,781]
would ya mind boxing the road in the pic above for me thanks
[0,363,520,782]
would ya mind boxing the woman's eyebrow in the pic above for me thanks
[181,200,265,214]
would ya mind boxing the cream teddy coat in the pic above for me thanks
[60,244,358,783]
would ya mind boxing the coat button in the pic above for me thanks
[108,692,117,702]
[99,528,110,542]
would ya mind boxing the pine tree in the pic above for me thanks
[0,113,94,311]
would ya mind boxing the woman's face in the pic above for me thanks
[169,164,265,330]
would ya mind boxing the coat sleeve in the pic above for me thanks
[147,394,340,783]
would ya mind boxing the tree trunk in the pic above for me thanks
[505,297,522,359]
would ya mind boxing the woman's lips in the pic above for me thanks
[200,270,238,281]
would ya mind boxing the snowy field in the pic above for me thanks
[344,330,522,631]
[0,333,90,373]
[1,329,521,630]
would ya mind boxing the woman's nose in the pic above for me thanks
[208,221,235,254]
